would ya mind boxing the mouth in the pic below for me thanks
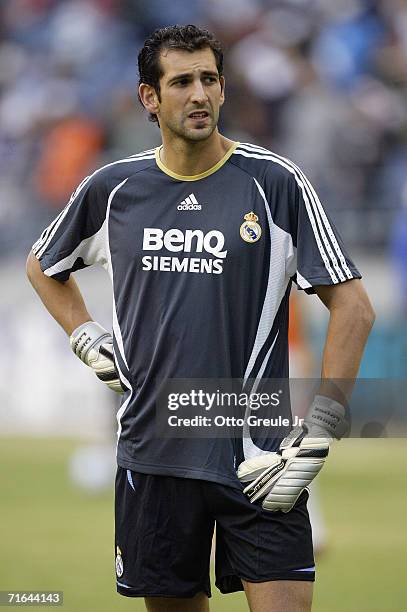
[188,110,209,121]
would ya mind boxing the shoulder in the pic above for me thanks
[84,148,157,193]
[231,142,301,185]
[61,148,157,217]
[93,148,157,185]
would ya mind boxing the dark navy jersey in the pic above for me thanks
[33,141,361,488]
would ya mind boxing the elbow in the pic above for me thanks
[26,250,35,282]
[357,297,376,333]
[26,250,40,283]
[367,303,376,329]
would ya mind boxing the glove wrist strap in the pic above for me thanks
[304,394,349,440]
[70,321,111,364]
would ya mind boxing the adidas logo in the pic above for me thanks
[177,193,202,210]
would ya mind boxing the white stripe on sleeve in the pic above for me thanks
[237,143,354,281]
[235,146,339,284]
[33,153,155,259]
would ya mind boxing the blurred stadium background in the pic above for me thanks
[1,0,406,610]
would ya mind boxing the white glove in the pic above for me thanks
[237,395,348,512]
[70,321,124,394]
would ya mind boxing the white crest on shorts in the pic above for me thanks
[115,545,124,577]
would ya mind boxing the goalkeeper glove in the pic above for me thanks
[70,321,124,394]
[237,395,348,512]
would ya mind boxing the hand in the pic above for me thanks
[70,321,124,394]
[237,395,348,512]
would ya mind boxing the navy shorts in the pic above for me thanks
[115,467,315,599]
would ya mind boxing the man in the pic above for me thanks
[26,25,375,612]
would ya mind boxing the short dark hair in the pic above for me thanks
[138,24,224,124]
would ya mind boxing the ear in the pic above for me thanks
[219,76,225,107]
[138,83,160,115]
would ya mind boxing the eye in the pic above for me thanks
[174,78,189,87]
[203,76,217,84]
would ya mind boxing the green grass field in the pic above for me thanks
[0,438,406,611]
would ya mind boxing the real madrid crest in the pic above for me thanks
[115,545,124,578]
[240,211,262,243]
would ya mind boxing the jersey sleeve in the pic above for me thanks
[32,172,109,282]
[281,164,361,293]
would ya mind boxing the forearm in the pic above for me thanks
[322,309,371,380]
[26,251,92,336]
[317,281,375,402]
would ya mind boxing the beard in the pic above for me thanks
[162,111,219,143]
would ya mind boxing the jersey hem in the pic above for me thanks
[116,456,242,489]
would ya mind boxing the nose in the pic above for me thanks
[190,78,207,104]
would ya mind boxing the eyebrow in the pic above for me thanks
[167,70,219,84]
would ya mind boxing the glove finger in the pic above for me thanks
[237,453,281,482]
[90,344,125,393]
[106,379,125,394]
[95,372,124,393]
[99,344,114,360]
[262,493,301,513]
[262,457,325,512]
[95,369,120,383]
[243,458,285,503]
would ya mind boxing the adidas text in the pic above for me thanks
[177,203,202,210]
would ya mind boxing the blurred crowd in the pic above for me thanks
[1,0,407,275]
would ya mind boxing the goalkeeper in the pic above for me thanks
[26,24,375,612]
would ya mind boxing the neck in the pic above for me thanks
[159,129,235,176]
